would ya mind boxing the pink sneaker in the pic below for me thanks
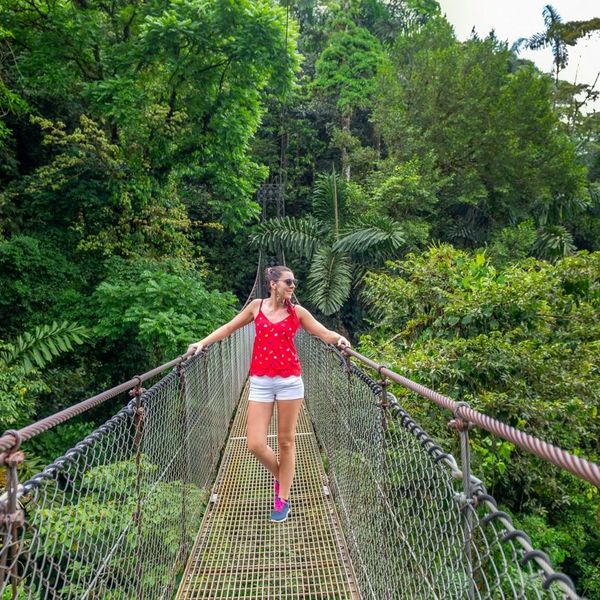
[274,479,280,508]
[271,498,290,523]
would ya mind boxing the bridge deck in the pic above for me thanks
[176,384,359,599]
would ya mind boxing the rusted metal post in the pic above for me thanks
[0,430,25,599]
[377,367,390,433]
[130,381,145,600]
[377,366,392,600]
[176,361,191,567]
[449,403,475,600]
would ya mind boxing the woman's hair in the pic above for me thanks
[264,265,294,311]
[264,265,290,288]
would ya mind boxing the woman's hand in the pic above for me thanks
[336,335,351,349]
[186,341,205,357]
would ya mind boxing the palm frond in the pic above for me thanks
[525,32,550,50]
[511,38,528,53]
[312,171,347,226]
[307,247,352,316]
[543,4,562,30]
[333,215,405,256]
[0,321,89,373]
[250,216,326,259]
[532,225,576,261]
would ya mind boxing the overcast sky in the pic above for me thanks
[437,0,600,95]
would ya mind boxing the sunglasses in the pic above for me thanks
[278,278,298,286]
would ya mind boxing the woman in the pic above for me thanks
[187,265,350,523]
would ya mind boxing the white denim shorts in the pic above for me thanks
[248,375,305,403]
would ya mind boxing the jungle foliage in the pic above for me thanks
[360,246,600,596]
[1,0,599,594]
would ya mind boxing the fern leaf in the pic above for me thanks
[32,347,45,368]
[250,216,327,259]
[60,335,74,351]
[307,247,353,315]
[0,321,89,373]
[0,344,13,364]
[532,225,576,260]
[334,215,405,256]
[46,338,58,356]
[312,171,347,225]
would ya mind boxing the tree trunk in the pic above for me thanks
[341,113,351,181]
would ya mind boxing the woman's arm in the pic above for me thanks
[296,306,351,348]
[187,299,259,356]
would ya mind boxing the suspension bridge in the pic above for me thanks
[1,320,599,599]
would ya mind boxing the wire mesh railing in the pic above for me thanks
[297,332,585,600]
[1,324,596,599]
[0,325,253,600]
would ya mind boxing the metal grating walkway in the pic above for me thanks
[176,384,359,599]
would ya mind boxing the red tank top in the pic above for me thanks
[249,300,302,377]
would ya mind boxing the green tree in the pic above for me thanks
[314,14,383,179]
[33,458,207,598]
[21,115,192,261]
[374,22,589,250]
[360,245,600,596]
[0,0,299,236]
[0,236,86,336]
[524,5,600,84]
[91,258,237,363]
[364,154,443,249]
[0,0,299,418]
[251,170,404,314]
[525,4,570,84]
[358,0,441,43]
[0,24,28,188]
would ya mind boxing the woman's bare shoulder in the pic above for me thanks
[248,298,263,317]
[294,304,311,318]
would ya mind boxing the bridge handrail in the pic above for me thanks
[4,341,598,489]
[343,347,600,489]
[311,341,580,599]
[0,350,195,457]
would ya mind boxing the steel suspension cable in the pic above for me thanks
[342,347,600,488]
[0,353,195,457]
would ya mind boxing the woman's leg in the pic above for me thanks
[247,401,279,478]
[276,398,303,500]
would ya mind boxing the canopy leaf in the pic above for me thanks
[250,216,326,259]
[0,322,89,373]
[307,247,352,315]
[334,215,405,256]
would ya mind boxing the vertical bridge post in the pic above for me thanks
[130,380,145,600]
[449,403,475,600]
[0,430,25,599]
